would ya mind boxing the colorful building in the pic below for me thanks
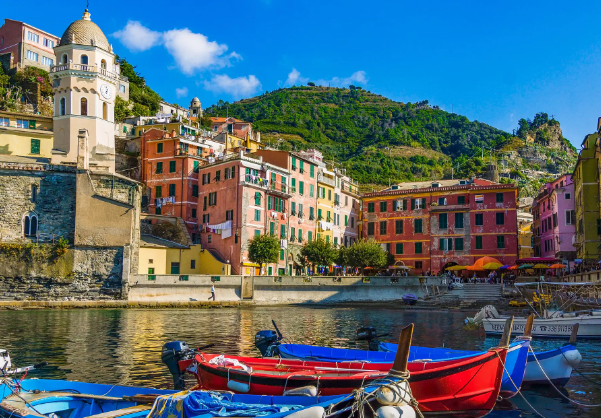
[518,215,533,259]
[573,128,601,265]
[361,179,519,274]
[531,174,576,268]
[337,170,360,246]
[210,117,253,138]
[0,19,60,70]
[0,110,53,158]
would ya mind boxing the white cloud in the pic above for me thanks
[175,87,189,98]
[163,29,238,75]
[112,21,162,52]
[204,74,262,98]
[285,68,309,86]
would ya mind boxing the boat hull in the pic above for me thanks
[482,315,601,338]
[188,350,506,417]
[523,344,582,386]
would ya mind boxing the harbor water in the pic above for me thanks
[1,306,600,417]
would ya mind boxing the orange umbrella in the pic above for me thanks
[469,256,503,271]
[550,263,566,269]
[508,265,518,270]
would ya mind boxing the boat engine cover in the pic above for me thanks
[357,327,377,341]
[161,341,192,390]
[0,349,10,372]
[255,330,279,356]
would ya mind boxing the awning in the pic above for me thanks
[242,262,260,267]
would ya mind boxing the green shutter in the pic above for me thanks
[255,192,261,206]
[299,181,304,195]
[403,199,407,210]
[30,138,40,155]
[270,222,275,235]
[448,238,452,250]
[29,120,36,129]
[422,198,426,208]
[439,238,444,250]
[268,196,272,210]
[310,165,314,178]
[411,199,415,210]
[280,224,285,238]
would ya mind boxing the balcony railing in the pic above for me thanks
[242,174,269,187]
[51,63,128,81]
[318,174,335,187]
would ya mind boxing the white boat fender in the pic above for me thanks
[562,348,583,368]
[376,405,416,418]
[227,380,250,393]
[283,385,318,396]
[284,406,325,418]
[376,381,412,406]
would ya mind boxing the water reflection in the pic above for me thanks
[1,306,600,417]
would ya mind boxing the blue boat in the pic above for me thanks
[402,293,418,305]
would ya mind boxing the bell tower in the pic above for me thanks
[51,9,120,173]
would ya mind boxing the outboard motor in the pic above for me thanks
[255,330,280,356]
[357,327,389,351]
[0,349,11,374]
[161,341,193,390]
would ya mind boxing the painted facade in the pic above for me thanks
[0,111,53,158]
[362,179,518,274]
[0,19,60,71]
[573,130,601,264]
[532,174,576,268]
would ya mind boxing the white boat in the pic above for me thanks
[523,344,582,386]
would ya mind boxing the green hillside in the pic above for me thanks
[205,86,563,188]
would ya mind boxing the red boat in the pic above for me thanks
[180,348,507,417]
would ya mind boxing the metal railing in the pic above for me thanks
[318,174,335,187]
[51,63,128,81]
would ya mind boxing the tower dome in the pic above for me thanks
[191,97,201,105]
[60,9,110,51]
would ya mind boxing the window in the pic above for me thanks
[255,230,261,236]
[119,84,126,93]
[156,162,163,174]
[292,157,297,170]
[60,98,66,115]
[318,208,322,219]
[415,261,423,269]
[368,202,375,213]
[299,181,304,195]
[497,235,505,249]
[457,195,465,205]
[475,236,483,249]
[310,165,315,178]
[396,243,403,254]
[300,160,304,173]
[455,213,464,229]
[208,192,217,206]
[169,184,176,197]
[191,208,197,218]
[440,238,452,251]
[566,210,575,225]
[102,102,107,120]
[367,222,375,235]
[328,190,332,201]
[155,186,162,198]
[345,215,348,226]
[254,192,261,206]
[191,260,196,269]
[496,212,504,225]
[380,221,387,235]
[23,213,38,237]
[414,219,422,233]
[80,55,88,65]
[438,197,447,206]
[455,238,464,251]
[17,119,29,129]
[192,185,198,197]
[31,185,37,203]
[43,38,54,48]
[169,161,176,173]
[0,118,8,127]
[309,184,314,197]
[380,201,387,212]
[415,242,423,254]
[202,214,210,223]
[42,56,53,66]
[280,249,285,261]
[215,170,221,182]
[553,213,558,228]
[80,98,87,116]
[308,231,313,242]
[61,54,67,64]
[30,139,40,155]
[395,220,403,234]
[226,210,234,221]
[496,193,504,203]
[309,207,315,220]
[26,50,38,61]
[439,213,448,229]
[475,213,483,226]
[170,262,180,274]
[155,207,161,215]
[298,229,303,242]
[334,237,338,246]
[27,31,39,43]
[148,268,156,280]
[565,193,571,200]
[254,209,261,221]
[351,217,354,227]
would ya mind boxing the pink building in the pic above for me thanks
[532,174,576,269]
[0,19,60,70]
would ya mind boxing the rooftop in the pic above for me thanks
[59,9,110,52]
[140,234,189,249]
[365,178,514,197]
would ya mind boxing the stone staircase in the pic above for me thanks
[436,284,503,306]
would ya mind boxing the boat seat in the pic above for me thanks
[86,404,152,418]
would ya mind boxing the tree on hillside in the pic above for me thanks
[307,82,315,87]
[301,238,338,273]
[248,234,280,274]
[343,239,388,275]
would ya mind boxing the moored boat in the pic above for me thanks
[402,293,418,305]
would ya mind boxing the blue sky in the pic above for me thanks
[7,1,601,146]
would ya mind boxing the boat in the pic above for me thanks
[467,282,601,339]
[257,317,533,399]
[0,351,413,418]
[171,319,515,417]
[402,294,418,305]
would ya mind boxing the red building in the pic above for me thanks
[361,179,518,274]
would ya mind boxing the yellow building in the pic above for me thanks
[138,234,230,276]
[573,130,601,265]
[317,169,336,243]
[518,216,533,259]
[220,132,264,153]
[135,121,200,138]
[0,110,53,158]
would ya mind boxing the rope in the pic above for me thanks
[528,346,601,407]
[560,350,601,387]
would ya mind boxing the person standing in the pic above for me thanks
[208,284,215,301]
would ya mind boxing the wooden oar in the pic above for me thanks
[567,323,579,346]
[523,314,535,338]
[391,324,414,374]
[498,316,514,348]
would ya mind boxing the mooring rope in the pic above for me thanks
[559,350,601,387]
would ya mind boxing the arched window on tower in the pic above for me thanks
[81,98,87,116]
[101,59,107,70]
[103,102,108,120]
[23,212,38,237]
[81,55,88,67]
[60,97,66,116]
[61,54,68,64]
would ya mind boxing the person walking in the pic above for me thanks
[208,284,215,301]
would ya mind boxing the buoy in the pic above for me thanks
[376,405,416,418]
[562,348,583,368]
[285,406,325,418]
[283,385,318,396]
[376,381,411,406]
[227,380,250,393]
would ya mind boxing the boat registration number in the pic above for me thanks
[490,324,573,333]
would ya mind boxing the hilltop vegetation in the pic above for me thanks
[114,56,162,122]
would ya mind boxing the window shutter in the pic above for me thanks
[268,197,272,210]
[440,238,444,250]
[411,199,415,210]
[422,198,427,208]
[403,199,407,210]
[448,238,452,250]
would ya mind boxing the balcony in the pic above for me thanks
[317,173,335,187]
[241,174,269,188]
[429,203,470,212]
[51,63,128,81]
[267,181,292,198]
